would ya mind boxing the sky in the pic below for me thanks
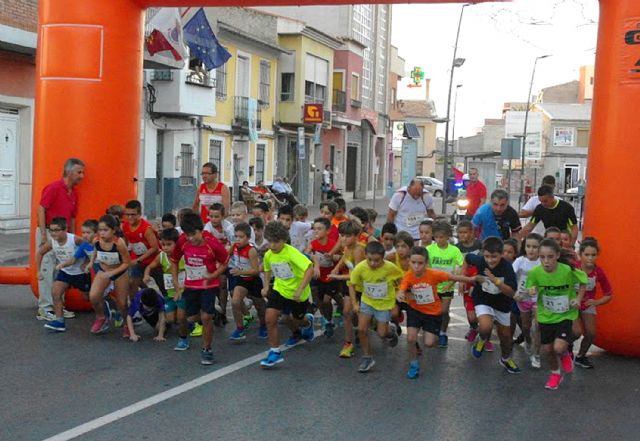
[392,0,599,138]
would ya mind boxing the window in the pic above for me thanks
[255,144,265,183]
[281,73,294,101]
[305,81,326,104]
[333,71,344,91]
[215,63,227,100]
[304,54,328,103]
[351,74,360,100]
[259,60,271,107]
[209,139,222,172]
[576,128,590,147]
[180,144,194,186]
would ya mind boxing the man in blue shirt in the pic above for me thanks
[472,189,522,240]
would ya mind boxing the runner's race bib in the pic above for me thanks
[364,282,388,299]
[163,272,185,290]
[54,249,73,263]
[543,295,570,313]
[482,278,503,295]
[317,252,334,268]
[586,276,596,291]
[185,265,207,281]
[271,262,294,280]
[131,241,148,256]
[97,251,120,266]
[406,212,425,227]
[199,194,222,207]
[412,285,435,305]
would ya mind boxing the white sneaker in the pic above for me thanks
[524,342,532,355]
[36,309,55,321]
[63,309,76,319]
[530,354,541,369]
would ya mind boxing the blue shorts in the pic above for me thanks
[55,271,91,292]
[359,302,392,322]
[128,263,145,279]
[183,287,218,317]
[164,296,186,313]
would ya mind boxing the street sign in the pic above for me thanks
[303,103,323,123]
[501,138,522,160]
[297,127,305,160]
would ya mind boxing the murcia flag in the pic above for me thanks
[145,8,189,62]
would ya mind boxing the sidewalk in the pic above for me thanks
[0,232,30,266]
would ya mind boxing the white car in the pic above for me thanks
[416,176,444,197]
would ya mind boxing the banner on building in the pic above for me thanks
[303,104,323,124]
[248,98,258,143]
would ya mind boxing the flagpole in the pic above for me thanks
[180,7,191,18]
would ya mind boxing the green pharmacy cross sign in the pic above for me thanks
[408,66,425,88]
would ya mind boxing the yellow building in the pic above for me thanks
[201,9,287,199]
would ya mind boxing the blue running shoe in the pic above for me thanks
[229,328,246,342]
[113,311,123,328]
[301,313,315,342]
[260,350,284,368]
[103,301,112,322]
[438,333,448,348]
[258,326,268,339]
[407,360,420,379]
[44,319,66,332]
[324,322,335,338]
[174,337,189,351]
[472,339,486,358]
[201,348,214,365]
[285,333,301,347]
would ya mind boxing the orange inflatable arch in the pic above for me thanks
[0,0,637,356]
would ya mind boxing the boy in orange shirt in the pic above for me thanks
[398,246,477,379]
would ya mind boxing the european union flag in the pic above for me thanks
[184,8,231,70]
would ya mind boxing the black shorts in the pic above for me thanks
[406,308,442,336]
[438,291,454,300]
[142,312,159,328]
[311,279,340,297]
[539,320,573,345]
[55,271,91,292]
[232,277,264,299]
[267,289,308,319]
[183,287,219,317]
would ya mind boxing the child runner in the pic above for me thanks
[36,217,90,332]
[229,201,255,242]
[161,213,177,231]
[466,237,521,373]
[142,228,185,328]
[398,246,477,379]
[366,208,381,239]
[455,220,484,344]
[544,227,562,244]
[319,200,340,242]
[513,233,543,368]
[574,237,613,369]
[307,217,341,337]
[249,217,269,261]
[290,204,313,253]
[228,222,267,341]
[525,238,588,389]
[122,200,160,297]
[385,231,413,335]
[171,212,228,365]
[349,241,402,373]
[331,198,348,229]
[503,238,524,346]
[418,219,433,248]
[88,214,131,335]
[55,219,98,275]
[125,288,167,342]
[380,223,397,258]
[426,221,464,348]
[560,229,578,261]
[251,201,271,224]
[276,204,294,230]
[259,221,315,368]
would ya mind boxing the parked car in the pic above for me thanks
[416,176,444,197]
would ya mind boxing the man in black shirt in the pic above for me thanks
[521,185,578,244]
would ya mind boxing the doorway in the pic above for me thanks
[564,163,580,193]
[0,114,18,216]
[346,144,358,192]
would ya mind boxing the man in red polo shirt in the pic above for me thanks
[465,167,487,218]
[36,158,85,321]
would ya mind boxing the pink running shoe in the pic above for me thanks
[122,325,131,339]
[561,351,574,373]
[485,341,495,352]
[545,372,563,390]
[465,328,478,342]
[91,317,106,334]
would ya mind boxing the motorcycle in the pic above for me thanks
[326,184,342,200]
[450,190,469,225]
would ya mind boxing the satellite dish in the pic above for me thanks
[426,99,437,116]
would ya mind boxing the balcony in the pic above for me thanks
[332,90,346,112]
[351,98,362,108]
[149,69,216,117]
[232,96,262,132]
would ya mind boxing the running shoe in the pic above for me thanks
[324,322,335,338]
[44,319,66,332]
[90,317,109,334]
[358,356,376,373]
[438,333,448,348]
[575,355,594,369]
[406,360,420,379]
[465,328,478,342]
[258,326,268,339]
[201,348,214,365]
[103,301,112,322]
[472,339,486,358]
[387,323,399,347]
[339,342,354,358]
[36,309,55,322]
[561,351,574,373]
[485,341,495,352]
[530,354,541,369]
[285,333,302,347]
[513,333,525,345]
[243,314,255,328]
[190,322,203,337]
[394,319,402,336]
[174,337,189,351]
[260,350,284,368]
[500,357,522,374]
[544,372,563,390]
[122,325,130,339]
[113,311,123,328]
[301,313,316,342]
[62,309,76,319]
[229,328,247,342]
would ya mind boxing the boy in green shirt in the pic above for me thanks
[350,241,404,373]
[260,221,315,368]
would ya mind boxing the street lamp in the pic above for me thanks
[518,54,551,208]
[441,3,471,214]
[451,84,463,166]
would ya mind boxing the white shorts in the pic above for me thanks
[475,304,511,327]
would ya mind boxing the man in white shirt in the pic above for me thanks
[321,165,331,201]
[386,178,437,240]
[519,175,558,235]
